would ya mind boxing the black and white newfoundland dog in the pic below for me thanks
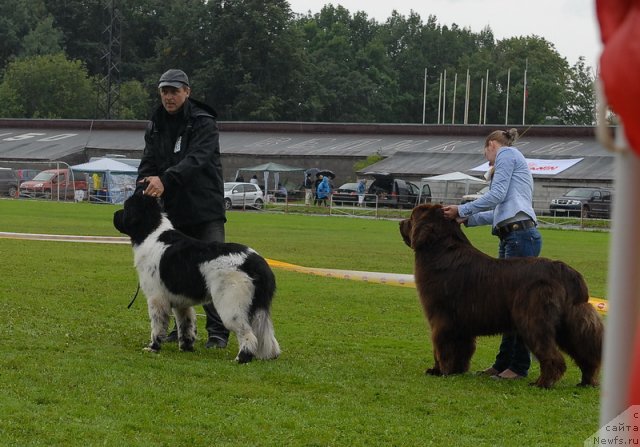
[113,192,280,363]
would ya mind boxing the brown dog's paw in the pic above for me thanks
[425,367,442,376]
[529,378,553,389]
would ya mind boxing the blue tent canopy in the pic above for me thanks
[71,158,139,204]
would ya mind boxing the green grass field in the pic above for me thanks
[0,199,608,446]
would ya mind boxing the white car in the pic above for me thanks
[461,185,489,204]
[224,182,264,210]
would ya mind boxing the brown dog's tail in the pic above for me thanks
[554,262,603,385]
[559,301,604,386]
[560,262,590,304]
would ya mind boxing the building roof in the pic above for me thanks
[362,151,613,181]
[0,119,614,181]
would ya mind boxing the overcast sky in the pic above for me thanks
[288,0,602,69]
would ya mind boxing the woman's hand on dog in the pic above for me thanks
[442,205,459,220]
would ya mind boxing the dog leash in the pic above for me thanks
[127,283,141,309]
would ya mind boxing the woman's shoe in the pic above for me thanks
[491,368,524,380]
[476,367,500,376]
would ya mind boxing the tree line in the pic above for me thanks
[0,0,596,125]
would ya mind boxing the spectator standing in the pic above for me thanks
[276,183,287,198]
[316,175,331,206]
[302,174,313,206]
[313,174,323,205]
[356,179,367,206]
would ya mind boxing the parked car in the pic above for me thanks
[364,172,431,209]
[19,168,87,200]
[461,185,490,204]
[331,181,372,205]
[224,182,264,210]
[549,187,613,218]
[0,168,19,197]
[15,168,40,184]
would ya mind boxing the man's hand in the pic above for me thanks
[141,176,164,197]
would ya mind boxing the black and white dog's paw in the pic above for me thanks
[143,342,161,353]
[236,349,255,364]
[179,343,195,352]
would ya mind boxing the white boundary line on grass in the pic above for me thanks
[0,231,130,244]
[0,231,608,314]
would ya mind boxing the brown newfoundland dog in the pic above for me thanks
[399,204,603,388]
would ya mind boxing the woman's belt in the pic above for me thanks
[495,219,536,238]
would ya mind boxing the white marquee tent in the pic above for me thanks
[71,157,138,204]
[419,171,487,202]
[235,162,305,196]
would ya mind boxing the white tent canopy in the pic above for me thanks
[235,162,305,195]
[71,157,138,204]
[420,171,487,202]
[72,158,138,173]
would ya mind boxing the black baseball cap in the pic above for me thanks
[158,69,189,88]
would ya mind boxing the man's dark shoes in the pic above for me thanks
[205,336,228,349]
[164,330,178,343]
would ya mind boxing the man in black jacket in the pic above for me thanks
[137,69,229,349]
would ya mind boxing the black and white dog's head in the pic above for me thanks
[113,191,166,245]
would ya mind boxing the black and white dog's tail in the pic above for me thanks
[252,309,280,360]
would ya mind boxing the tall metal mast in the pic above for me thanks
[99,0,121,119]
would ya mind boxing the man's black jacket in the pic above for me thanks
[138,98,225,227]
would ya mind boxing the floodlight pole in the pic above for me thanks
[442,69,447,124]
[464,69,470,125]
[422,68,427,124]
[522,58,528,125]
[484,69,489,125]
[452,72,457,124]
[437,72,443,124]
[505,68,511,125]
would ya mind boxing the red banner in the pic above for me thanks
[597,0,640,155]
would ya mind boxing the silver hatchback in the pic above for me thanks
[223,182,264,210]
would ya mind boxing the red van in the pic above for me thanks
[19,168,87,200]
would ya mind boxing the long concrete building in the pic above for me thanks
[0,119,614,207]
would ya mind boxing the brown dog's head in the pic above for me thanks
[399,204,469,251]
